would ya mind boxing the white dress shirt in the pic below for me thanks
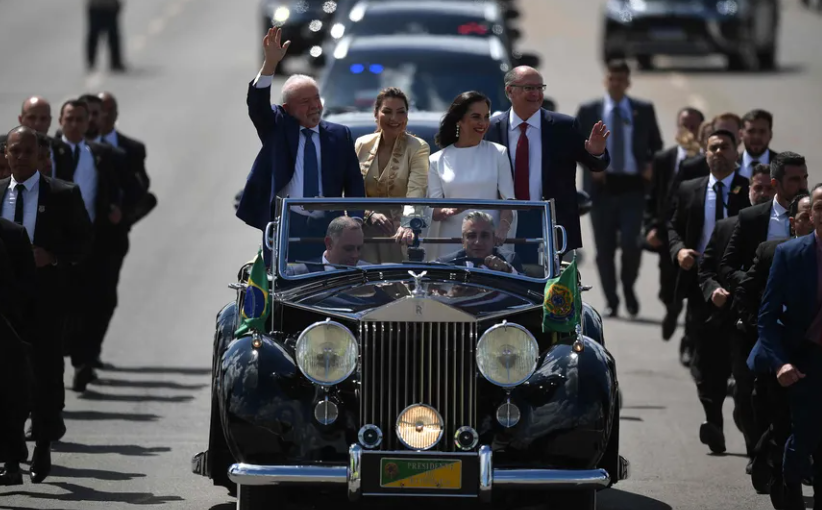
[675,145,689,173]
[1,171,40,243]
[603,95,638,174]
[62,137,98,223]
[741,149,770,178]
[767,197,790,241]
[698,172,736,255]
[254,72,324,218]
[507,109,543,202]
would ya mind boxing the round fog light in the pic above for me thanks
[496,401,520,428]
[454,426,479,451]
[396,404,443,450]
[358,424,383,449]
[314,399,338,425]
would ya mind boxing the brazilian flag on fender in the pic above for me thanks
[235,248,271,337]
[542,255,581,334]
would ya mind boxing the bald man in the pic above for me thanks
[237,27,365,263]
[485,65,612,266]
[0,126,93,483]
[0,97,75,178]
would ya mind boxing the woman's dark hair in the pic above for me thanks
[373,87,409,133]
[434,91,491,149]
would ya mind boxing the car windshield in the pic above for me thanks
[349,13,501,38]
[321,52,509,113]
[273,198,558,281]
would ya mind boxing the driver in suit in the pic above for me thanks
[438,211,523,274]
[287,216,370,274]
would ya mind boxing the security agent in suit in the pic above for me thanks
[666,129,752,454]
[286,216,367,275]
[748,184,822,509]
[737,109,780,180]
[675,113,744,186]
[436,211,525,275]
[54,98,125,391]
[0,219,36,486]
[0,126,94,484]
[484,65,611,261]
[0,96,75,179]
[86,0,125,72]
[578,61,663,318]
[236,28,365,263]
[697,168,776,470]
[735,192,813,502]
[645,107,704,339]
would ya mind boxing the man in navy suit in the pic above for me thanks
[749,183,822,509]
[437,212,525,275]
[236,27,365,262]
[485,66,611,264]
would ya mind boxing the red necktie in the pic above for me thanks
[515,123,530,200]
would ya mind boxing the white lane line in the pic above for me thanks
[668,72,688,91]
[687,93,709,113]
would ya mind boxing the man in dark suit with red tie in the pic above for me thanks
[749,183,822,509]
[484,65,611,267]
[667,129,752,454]
[236,28,365,263]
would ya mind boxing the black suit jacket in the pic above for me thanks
[735,237,789,329]
[719,200,774,294]
[698,216,738,302]
[0,218,36,333]
[644,145,680,245]
[437,248,524,274]
[485,108,611,252]
[54,141,123,231]
[674,154,710,186]
[0,134,74,178]
[112,131,156,227]
[667,172,751,299]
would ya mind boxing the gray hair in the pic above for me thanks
[326,216,362,241]
[462,211,495,229]
[281,74,319,104]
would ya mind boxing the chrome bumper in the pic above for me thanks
[226,445,629,501]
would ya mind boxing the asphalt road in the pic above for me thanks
[0,0,820,509]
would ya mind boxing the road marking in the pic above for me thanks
[668,72,688,90]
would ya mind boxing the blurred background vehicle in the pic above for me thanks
[259,0,343,65]
[323,110,441,148]
[601,0,780,71]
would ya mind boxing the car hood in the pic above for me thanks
[285,279,540,321]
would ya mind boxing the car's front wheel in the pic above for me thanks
[548,489,597,510]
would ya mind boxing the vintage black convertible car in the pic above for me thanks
[192,197,628,509]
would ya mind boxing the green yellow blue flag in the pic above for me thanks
[542,256,581,334]
[235,248,271,337]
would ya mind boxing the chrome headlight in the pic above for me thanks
[476,322,539,388]
[295,320,358,386]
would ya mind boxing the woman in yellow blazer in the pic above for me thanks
[356,87,430,263]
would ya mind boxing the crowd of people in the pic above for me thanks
[0,92,154,485]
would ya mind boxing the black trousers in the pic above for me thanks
[590,185,645,307]
[686,290,733,427]
[0,320,33,463]
[86,6,123,68]
[730,329,761,455]
[752,376,792,488]
[657,248,680,308]
[70,228,128,368]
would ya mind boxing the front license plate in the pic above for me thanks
[379,458,462,489]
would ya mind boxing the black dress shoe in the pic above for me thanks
[604,305,618,318]
[624,290,639,318]
[72,365,98,392]
[750,455,771,494]
[679,337,693,368]
[0,463,23,486]
[30,442,51,484]
[699,422,726,454]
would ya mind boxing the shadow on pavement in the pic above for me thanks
[79,390,195,404]
[622,405,666,410]
[62,410,161,422]
[106,366,211,375]
[209,504,235,510]
[51,442,171,457]
[96,378,208,390]
[620,416,643,422]
[3,482,184,504]
[49,465,147,481]
[598,489,673,509]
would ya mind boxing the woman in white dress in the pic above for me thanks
[426,91,516,260]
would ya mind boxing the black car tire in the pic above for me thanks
[238,486,281,510]
[757,43,777,71]
[726,53,747,71]
[597,387,621,488]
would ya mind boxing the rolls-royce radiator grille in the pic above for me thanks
[359,322,478,452]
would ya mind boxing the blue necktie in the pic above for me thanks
[302,128,319,198]
[610,106,625,173]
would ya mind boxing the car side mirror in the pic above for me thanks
[513,52,540,68]
[503,8,520,20]
[542,98,556,112]
[578,190,592,216]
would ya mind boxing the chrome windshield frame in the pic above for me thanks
[274,197,561,284]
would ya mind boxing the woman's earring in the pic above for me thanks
[456,124,460,138]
